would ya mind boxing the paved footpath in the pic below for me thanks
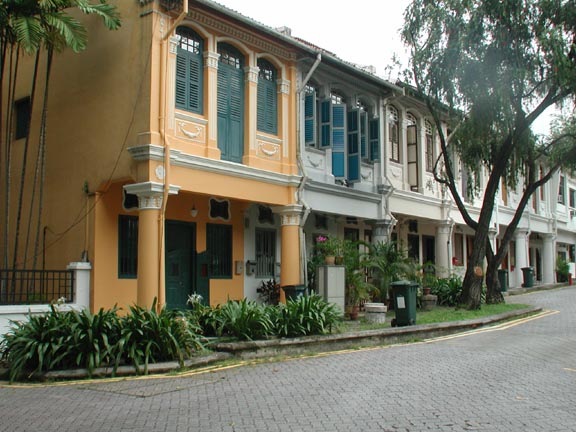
[1,287,575,432]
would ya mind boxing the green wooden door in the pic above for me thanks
[217,44,244,163]
[165,221,195,310]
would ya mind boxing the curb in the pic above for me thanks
[210,307,541,360]
[1,306,541,382]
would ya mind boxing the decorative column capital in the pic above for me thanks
[373,219,395,238]
[245,66,259,83]
[272,204,303,226]
[514,228,530,239]
[169,36,179,55]
[488,227,497,240]
[204,51,220,69]
[437,219,454,235]
[123,182,180,210]
[277,79,290,95]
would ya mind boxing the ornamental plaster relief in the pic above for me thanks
[175,120,206,144]
[360,168,373,182]
[256,141,281,161]
[187,10,296,61]
[305,154,325,170]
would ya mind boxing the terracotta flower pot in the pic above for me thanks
[325,255,336,265]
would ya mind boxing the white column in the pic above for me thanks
[373,219,394,244]
[436,221,453,277]
[67,262,92,310]
[514,228,530,284]
[542,233,556,284]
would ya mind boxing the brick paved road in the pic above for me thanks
[1,287,575,432]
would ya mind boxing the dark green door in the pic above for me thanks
[165,221,195,310]
[217,43,244,163]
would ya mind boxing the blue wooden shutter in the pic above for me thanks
[304,91,316,146]
[217,65,230,158]
[320,99,332,148]
[188,54,202,112]
[360,111,368,159]
[369,117,380,161]
[347,108,360,182]
[257,72,277,134]
[175,55,187,108]
[332,104,346,179]
[228,66,244,162]
[175,40,203,113]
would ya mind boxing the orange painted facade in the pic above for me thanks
[1,1,303,311]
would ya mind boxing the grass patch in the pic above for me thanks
[341,302,531,332]
[416,303,530,325]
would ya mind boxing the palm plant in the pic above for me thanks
[364,241,413,304]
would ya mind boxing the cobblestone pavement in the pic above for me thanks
[1,287,575,432]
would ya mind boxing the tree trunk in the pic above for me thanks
[485,258,504,304]
[460,230,486,310]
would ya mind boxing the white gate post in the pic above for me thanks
[67,262,92,310]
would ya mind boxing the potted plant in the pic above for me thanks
[315,235,344,265]
[364,241,412,308]
[345,269,377,320]
[556,257,570,283]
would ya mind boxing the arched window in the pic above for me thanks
[425,120,434,172]
[406,113,418,191]
[257,59,278,134]
[175,27,203,113]
[217,43,245,163]
[304,84,317,146]
[388,105,399,162]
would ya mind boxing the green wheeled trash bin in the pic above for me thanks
[521,267,534,288]
[497,269,508,292]
[390,280,418,326]
[283,284,307,301]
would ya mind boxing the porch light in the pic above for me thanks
[190,202,198,217]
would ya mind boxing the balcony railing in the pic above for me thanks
[0,269,74,306]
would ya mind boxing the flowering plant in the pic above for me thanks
[315,235,343,256]
[187,293,203,307]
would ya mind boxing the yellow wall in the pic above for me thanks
[92,183,137,312]
[2,2,302,310]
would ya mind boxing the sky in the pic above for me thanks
[214,0,413,81]
[213,0,554,135]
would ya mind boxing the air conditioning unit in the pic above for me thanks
[570,209,576,219]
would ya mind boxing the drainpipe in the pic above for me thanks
[296,53,321,285]
[157,1,189,310]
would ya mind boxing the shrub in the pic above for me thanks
[214,299,274,340]
[1,304,121,381]
[117,301,204,374]
[273,295,341,337]
[430,275,463,306]
[256,279,281,305]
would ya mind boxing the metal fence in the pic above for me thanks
[0,269,75,305]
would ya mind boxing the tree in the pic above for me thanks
[401,0,576,309]
[1,1,121,272]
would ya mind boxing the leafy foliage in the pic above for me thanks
[118,302,203,374]
[272,295,341,338]
[256,279,281,305]
[0,304,121,381]
[365,241,413,303]
[401,0,576,308]
[1,301,204,381]
[1,0,121,54]
[429,275,463,307]
[214,299,274,341]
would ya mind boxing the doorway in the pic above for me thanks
[165,221,196,310]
